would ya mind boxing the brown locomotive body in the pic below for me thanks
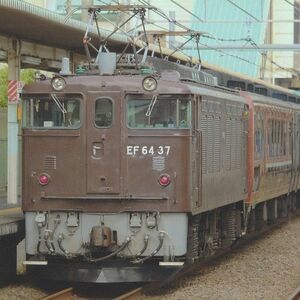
[21,59,300,283]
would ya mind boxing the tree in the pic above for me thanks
[0,66,8,108]
[0,67,35,108]
[21,69,36,85]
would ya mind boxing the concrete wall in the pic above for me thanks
[272,0,294,80]
[0,108,21,197]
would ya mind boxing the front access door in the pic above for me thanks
[86,91,121,194]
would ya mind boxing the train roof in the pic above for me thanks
[23,73,191,96]
[133,41,300,104]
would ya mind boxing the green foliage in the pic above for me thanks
[21,69,36,85]
[0,66,8,108]
[0,67,35,108]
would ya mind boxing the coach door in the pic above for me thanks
[293,113,300,191]
[86,91,121,194]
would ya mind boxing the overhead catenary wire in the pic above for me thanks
[159,5,290,75]
[138,0,191,32]
[282,0,300,14]
[225,0,260,22]
[198,41,261,69]
[133,4,275,73]
[67,0,298,77]
[247,38,299,76]
[197,34,299,76]
[170,0,204,22]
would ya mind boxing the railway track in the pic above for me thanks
[114,287,143,300]
[41,287,74,300]
[289,285,300,300]
[5,213,296,300]
[40,286,143,300]
[0,212,292,300]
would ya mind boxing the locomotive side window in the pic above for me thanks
[127,97,191,129]
[95,98,113,128]
[22,96,81,128]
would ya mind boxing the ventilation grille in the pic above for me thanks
[152,156,165,172]
[225,104,243,171]
[201,100,222,174]
[44,155,57,170]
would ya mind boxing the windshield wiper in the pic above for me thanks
[145,95,158,117]
[51,93,67,115]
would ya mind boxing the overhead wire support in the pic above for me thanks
[93,10,102,46]
[140,30,204,65]
[140,8,149,46]
[68,4,158,69]
[168,32,202,60]
[156,36,163,58]
[138,0,190,32]
[101,10,140,44]
[132,2,266,73]
[194,33,202,65]
[66,0,286,77]
[247,38,299,76]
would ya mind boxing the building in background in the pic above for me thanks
[190,0,270,78]
[22,0,300,88]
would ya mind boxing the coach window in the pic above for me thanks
[95,98,113,128]
[268,118,288,157]
[254,112,264,160]
[22,96,81,128]
[127,97,191,129]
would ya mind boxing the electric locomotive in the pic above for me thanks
[21,54,300,283]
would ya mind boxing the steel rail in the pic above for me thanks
[288,285,300,300]
[114,287,143,300]
[41,287,73,300]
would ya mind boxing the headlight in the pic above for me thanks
[142,76,157,92]
[51,76,66,91]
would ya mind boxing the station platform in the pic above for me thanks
[0,196,24,281]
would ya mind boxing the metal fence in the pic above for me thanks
[0,109,7,195]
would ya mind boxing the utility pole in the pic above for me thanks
[65,0,72,15]
[81,0,93,23]
[169,11,175,49]
[7,38,20,205]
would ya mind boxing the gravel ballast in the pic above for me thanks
[141,216,300,300]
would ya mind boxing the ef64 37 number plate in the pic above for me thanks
[127,145,171,156]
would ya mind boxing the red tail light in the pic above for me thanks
[39,174,50,186]
[158,174,171,187]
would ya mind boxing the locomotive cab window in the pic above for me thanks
[22,96,81,129]
[95,98,113,128]
[127,96,191,129]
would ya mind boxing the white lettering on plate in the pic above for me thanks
[126,146,171,156]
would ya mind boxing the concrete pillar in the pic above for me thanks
[7,39,20,205]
